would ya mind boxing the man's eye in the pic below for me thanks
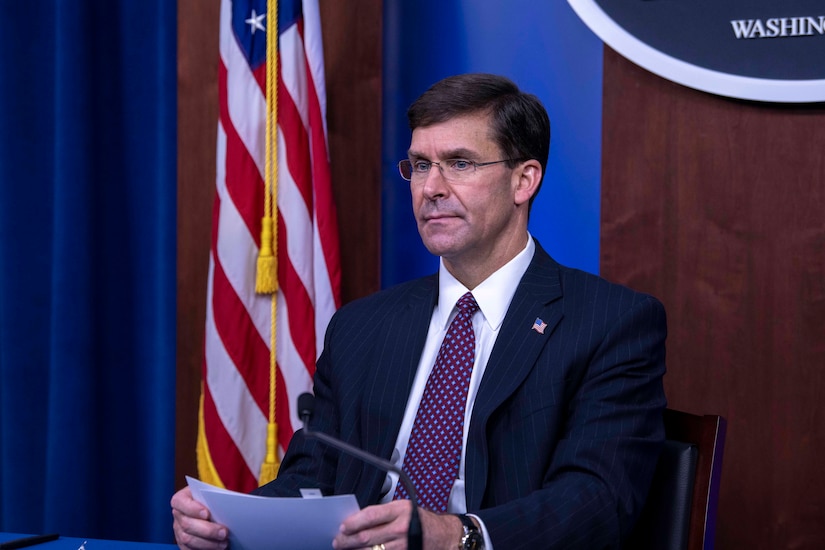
[412,161,431,172]
[449,159,473,171]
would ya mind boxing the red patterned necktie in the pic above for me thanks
[395,291,479,512]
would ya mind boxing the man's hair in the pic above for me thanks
[407,73,551,206]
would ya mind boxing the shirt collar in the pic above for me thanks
[436,235,536,331]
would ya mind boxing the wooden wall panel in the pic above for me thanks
[601,47,825,548]
[176,0,220,490]
[175,0,382,488]
[320,1,383,305]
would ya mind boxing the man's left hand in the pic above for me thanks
[332,500,463,550]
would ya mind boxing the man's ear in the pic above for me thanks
[513,159,542,206]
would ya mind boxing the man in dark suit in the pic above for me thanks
[172,73,666,549]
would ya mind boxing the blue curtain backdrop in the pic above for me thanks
[0,1,176,544]
[382,0,603,286]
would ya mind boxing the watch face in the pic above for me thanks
[461,531,484,550]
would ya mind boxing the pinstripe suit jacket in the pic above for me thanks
[256,242,667,549]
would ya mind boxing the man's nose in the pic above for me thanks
[420,163,449,197]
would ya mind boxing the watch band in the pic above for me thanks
[458,514,477,533]
[457,514,484,550]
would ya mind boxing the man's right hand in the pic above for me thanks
[171,486,229,550]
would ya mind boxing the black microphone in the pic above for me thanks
[297,392,422,550]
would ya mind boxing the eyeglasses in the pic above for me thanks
[397,158,525,182]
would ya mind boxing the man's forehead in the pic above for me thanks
[408,114,497,157]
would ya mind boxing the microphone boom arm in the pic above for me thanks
[298,394,423,550]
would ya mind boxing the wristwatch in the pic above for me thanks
[457,514,484,550]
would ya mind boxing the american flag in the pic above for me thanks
[196,0,341,492]
[532,318,547,334]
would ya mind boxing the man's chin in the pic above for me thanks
[418,222,470,254]
[419,237,459,259]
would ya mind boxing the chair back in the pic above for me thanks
[625,408,727,550]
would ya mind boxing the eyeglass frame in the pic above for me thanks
[397,157,527,182]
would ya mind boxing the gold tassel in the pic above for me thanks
[258,422,281,484]
[255,216,278,293]
[257,0,279,296]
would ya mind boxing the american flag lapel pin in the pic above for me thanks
[532,317,547,334]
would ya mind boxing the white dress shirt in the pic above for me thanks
[379,236,536,548]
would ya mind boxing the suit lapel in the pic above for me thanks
[465,243,564,509]
[370,277,438,461]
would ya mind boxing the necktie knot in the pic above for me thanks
[455,292,479,316]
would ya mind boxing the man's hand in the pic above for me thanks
[170,486,229,550]
[332,500,463,550]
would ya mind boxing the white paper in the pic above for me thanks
[186,476,360,550]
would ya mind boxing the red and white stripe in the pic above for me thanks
[200,0,340,493]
